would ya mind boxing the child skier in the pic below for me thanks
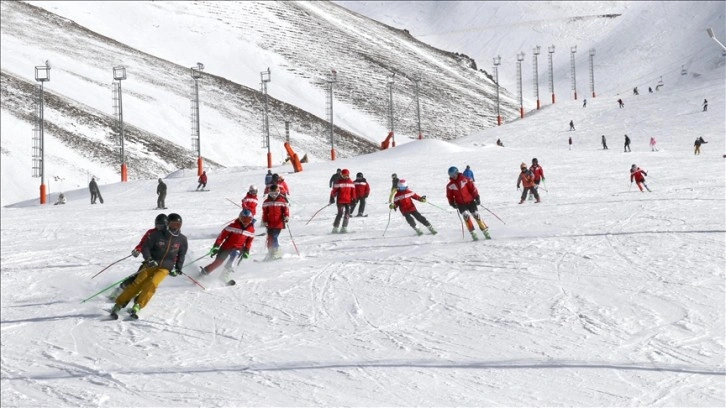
[262,184,289,260]
[199,209,255,284]
[446,166,490,241]
[630,164,651,192]
[517,163,541,204]
[390,179,437,236]
[241,185,259,216]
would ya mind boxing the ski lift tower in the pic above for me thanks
[191,62,204,176]
[516,51,525,119]
[411,75,423,139]
[588,49,596,98]
[532,45,541,110]
[112,66,128,181]
[260,67,272,167]
[325,69,337,160]
[548,45,556,104]
[493,55,502,125]
[387,72,396,146]
[570,46,578,100]
[33,60,50,204]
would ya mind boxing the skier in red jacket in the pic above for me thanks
[262,184,290,260]
[630,164,651,192]
[517,162,541,203]
[350,172,371,217]
[446,166,490,240]
[196,171,208,191]
[241,185,259,216]
[199,209,255,283]
[390,179,437,236]
[329,168,357,233]
[530,158,545,198]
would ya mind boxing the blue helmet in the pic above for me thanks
[397,179,408,191]
[448,166,459,178]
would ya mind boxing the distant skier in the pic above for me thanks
[602,135,609,150]
[630,164,651,192]
[568,136,573,150]
[329,168,342,188]
[390,179,437,236]
[110,213,187,319]
[702,99,708,112]
[530,158,545,197]
[624,134,632,152]
[649,137,658,152]
[156,178,167,209]
[264,170,273,188]
[517,162,540,204]
[199,209,255,285]
[618,98,624,108]
[583,99,587,108]
[496,138,504,147]
[241,185,259,216]
[329,169,356,233]
[261,184,289,260]
[54,193,66,205]
[463,165,475,182]
[446,166,490,241]
[196,171,208,191]
[89,177,103,204]
[694,136,707,155]
[350,172,370,217]
[633,87,639,95]
[648,87,653,93]
[569,120,575,131]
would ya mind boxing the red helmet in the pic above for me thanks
[341,169,350,177]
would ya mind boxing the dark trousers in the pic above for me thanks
[91,192,98,204]
[157,192,166,209]
[350,198,366,215]
[521,187,540,201]
[403,211,430,228]
[333,203,352,227]
[624,144,631,152]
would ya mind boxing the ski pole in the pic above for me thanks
[306,203,333,225]
[81,273,135,303]
[479,204,506,225]
[226,198,242,208]
[425,201,448,212]
[181,272,206,290]
[91,254,133,279]
[286,222,301,257]
[540,180,548,193]
[183,251,212,268]
[454,208,465,240]
[383,208,393,237]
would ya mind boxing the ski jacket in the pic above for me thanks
[89,180,99,193]
[264,173,273,187]
[134,228,157,253]
[530,164,545,182]
[330,177,357,205]
[241,193,259,216]
[517,169,536,188]
[392,189,423,215]
[141,229,188,272]
[463,168,475,181]
[262,195,289,229]
[198,173,207,184]
[630,168,647,183]
[329,172,342,188]
[157,181,167,195]
[214,218,255,252]
[446,174,479,206]
[354,177,370,199]
[277,180,290,196]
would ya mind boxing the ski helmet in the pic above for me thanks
[341,169,350,177]
[239,209,253,224]
[167,213,182,232]
[155,213,168,230]
[248,185,257,194]
[532,158,538,164]
[356,172,363,178]
[397,179,408,191]
[448,166,459,178]
[391,173,397,179]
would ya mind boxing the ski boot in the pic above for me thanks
[415,227,424,236]
[482,228,491,240]
[110,304,121,320]
[340,226,348,233]
[427,225,437,235]
[470,230,479,241]
[332,226,339,234]
[198,266,210,278]
[128,303,141,319]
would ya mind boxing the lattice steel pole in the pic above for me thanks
[326,69,337,160]
[517,51,525,119]
[548,45,555,104]
[533,46,541,110]
[589,48,596,98]
[387,72,396,146]
[570,46,578,100]
[33,61,50,204]
[191,62,204,175]
[113,66,127,181]
[493,56,501,125]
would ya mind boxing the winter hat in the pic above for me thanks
[341,169,350,177]
[356,172,363,178]
[397,179,408,190]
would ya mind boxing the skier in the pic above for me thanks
[583,99,587,108]
[618,98,624,108]
[329,168,342,188]
[569,120,576,131]
[329,168,356,233]
[568,136,573,150]
[446,166,490,240]
[624,134,632,152]
[241,185,259,216]
[630,164,651,192]
[196,171,208,191]
[649,137,658,152]
[350,172,370,217]
[54,193,66,205]
[633,87,639,95]
[264,170,273,189]
[648,87,653,93]
[702,99,708,112]
[110,213,187,319]
[389,173,399,204]
[496,138,504,147]
[530,158,545,198]
[199,209,255,284]
[390,179,437,236]
[602,135,609,150]
[276,174,290,198]
[694,137,707,155]
[89,177,102,204]
[463,165,475,181]
[517,163,541,204]
[156,178,167,209]
[108,213,170,301]
[261,184,289,260]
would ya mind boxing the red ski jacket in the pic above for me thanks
[392,189,424,215]
[241,193,258,216]
[330,177,357,204]
[517,169,536,188]
[214,218,255,252]
[530,164,545,182]
[630,168,647,183]
[262,195,290,229]
[198,173,207,184]
[133,228,156,252]
[446,174,479,206]
[354,178,370,199]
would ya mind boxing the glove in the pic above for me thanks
[210,245,220,257]
[475,197,481,205]
[169,268,182,277]
[241,249,250,259]
[143,259,158,268]
[329,197,335,205]
[420,195,427,203]
[389,203,395,210]
[131,249,141,258]
[283,216,289,223]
